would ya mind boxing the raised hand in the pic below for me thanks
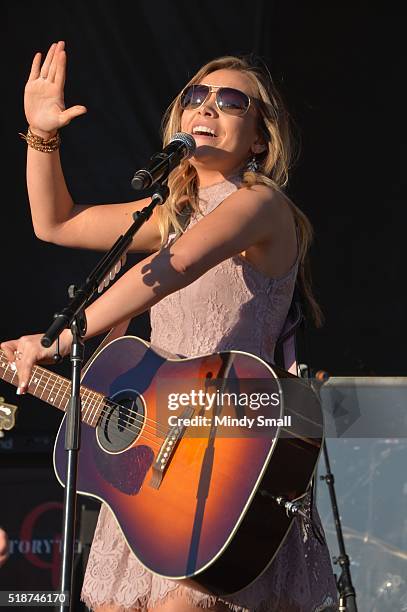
[24,41,87,138]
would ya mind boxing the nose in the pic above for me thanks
[198,92,218,116]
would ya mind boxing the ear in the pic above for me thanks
[252,142,267,154]
[251,134,267,155]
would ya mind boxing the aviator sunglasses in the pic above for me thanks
[180,84,251,117]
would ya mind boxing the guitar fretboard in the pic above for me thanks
[0,349,104,428]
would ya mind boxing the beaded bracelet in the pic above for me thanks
[19,127,61,153]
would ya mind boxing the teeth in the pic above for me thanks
[193,125,216,136]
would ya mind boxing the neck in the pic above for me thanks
[194,163,244,188]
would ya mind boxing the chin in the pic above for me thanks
[190,145,232,167]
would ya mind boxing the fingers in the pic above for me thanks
[0,338,38,395]
[48,40,65,82]
[60,105,87,125]
[0,340,18,364]
[40,42,58,79]
[14,354,36,395]
[28,52,41,81]
[0,340,26,392]
[28,41,66,83]
[54,49,67,88]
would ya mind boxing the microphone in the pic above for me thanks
[131,132,196,191]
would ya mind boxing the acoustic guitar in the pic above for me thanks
[0,335,323,596]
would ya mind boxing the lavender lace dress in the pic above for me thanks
[81,177,338,611]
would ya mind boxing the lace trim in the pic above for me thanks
[81,500,339,611]
[81,590,338,612]
[81,584,246,611]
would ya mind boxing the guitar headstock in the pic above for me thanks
[0,397,18,437]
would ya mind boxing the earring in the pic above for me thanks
[246,154,259,172]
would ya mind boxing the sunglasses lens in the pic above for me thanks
[180,85,250,116]
[217,88,250,115]
[180,85,209,109]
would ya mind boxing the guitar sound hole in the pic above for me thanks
[96,389,146,453]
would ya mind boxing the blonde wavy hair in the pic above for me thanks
[157,55,323,326]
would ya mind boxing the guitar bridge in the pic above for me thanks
[149,405,194,489]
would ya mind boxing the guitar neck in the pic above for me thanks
[0,349,102,428]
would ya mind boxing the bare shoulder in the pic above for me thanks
[225,182,295,229]
[233,182,291,207]
[228,184,297,275]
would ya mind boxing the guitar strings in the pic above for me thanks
[40,372,182,436]
[2,358,171,432]
[1,360,201,447]
[33,379,171,446]
[0,349,192,436]
[12,378,166,450]
[0,360,169,441]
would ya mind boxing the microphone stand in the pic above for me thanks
[320,434,358,611]
[41,181,170,612]
[305,368,358,612]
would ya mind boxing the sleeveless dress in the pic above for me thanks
[81,177,338,611]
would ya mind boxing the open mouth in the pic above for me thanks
[192,125,217,138]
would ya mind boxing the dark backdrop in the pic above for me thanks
[1,1,404,439]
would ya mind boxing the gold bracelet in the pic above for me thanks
[19,127,61,153]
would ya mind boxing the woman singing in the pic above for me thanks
[1,41,337,611]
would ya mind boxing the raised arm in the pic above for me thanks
[24,41,161,253]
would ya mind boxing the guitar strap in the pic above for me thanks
[276,285,305,376]
[277,289,325,527]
